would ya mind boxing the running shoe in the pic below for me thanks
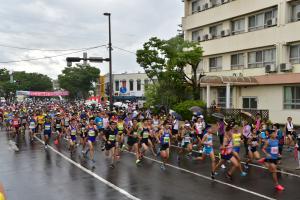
[110,164,115,169]
[44,144,48,149]
[211,172,217,180]
[221,164,226,169]
[244,164,249,169]
[136,159,141,164]
[240,172,247,177]
[160,164,166,171]
[225,172,232,180]
[275,184,284,191]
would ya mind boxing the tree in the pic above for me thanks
[137,36,203,101]
[0,69,53,99]
[58,64,100,99]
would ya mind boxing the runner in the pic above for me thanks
[54,113,63,145]
[67,118,78,154]
[28,114,37,142]
[296,132,300,170]
[178,122,193,161]
[260,129,285,191]
[103,121,118,168]
[156,121,172,170]
[213,126,247,179]
[193,125,217,179]
[245,128,260,168]
[285,117,295,152]
[43,116,52,149]
[86,117,98,163]
[79,117,88,154]
[127,118,141,164]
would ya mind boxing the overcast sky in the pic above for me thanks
[0,0,183,79]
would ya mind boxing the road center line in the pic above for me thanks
[34,137,141,200]
[171,144,300,178]
[125,151,275,200]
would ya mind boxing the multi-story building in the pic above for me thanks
[182,0,300,124]
[103,72,156,101]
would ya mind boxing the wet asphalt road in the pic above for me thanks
[1,130,300,200]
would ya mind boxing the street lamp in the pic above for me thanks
[103,12,113,111]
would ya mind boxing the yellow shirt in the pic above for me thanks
[232,133,241,147]
[0,192,5,200]
[37,115,45,124]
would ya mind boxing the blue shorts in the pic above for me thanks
[221,153,233,160]
[203,147,213,155]
[233,147,240,153]
[88,136,96,143]
[44,131,51,137]
[71,135,76,141]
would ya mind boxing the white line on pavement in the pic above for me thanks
[126,151,275,200]
[171,144,300,179]
[34,137,141,200]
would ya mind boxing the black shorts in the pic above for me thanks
[197,134,204,140]
[265,158,278,164]
[55,128,62,133]
[160,143,169,151]
[249,147,257,153]
[105,142,116,150]
[221,153,233,160]
[172,129,178,135]
[141,138,149,145]
[127,137,138,146]
[80,134,87,138]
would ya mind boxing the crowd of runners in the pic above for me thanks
[0,100,299,192]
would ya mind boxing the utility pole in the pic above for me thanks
[104,12,113,111]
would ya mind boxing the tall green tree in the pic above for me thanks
[58,64,100,99]
[0,69,53,99]
[137,36,203,101]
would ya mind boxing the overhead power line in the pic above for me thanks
[0,45,106,64]
[113,46,137,55]
[0,43,105,52]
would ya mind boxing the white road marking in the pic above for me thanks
[126,151,275,200]
[34,136,141,200]
[171,144,300,178]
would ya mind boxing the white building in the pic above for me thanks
[182,0,300,124]
[104,72,156,100]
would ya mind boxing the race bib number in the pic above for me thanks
[143,132,149,139]
[56,124,61,128]
[164,137,170,143]
[71,130,77,135]
[133,132,138,136]
[45,125,51,130]
[13,121,18,125]
[109,134,116,141]
[271,147,278,154]
[88,130,95,136]
[29,122,35,128]
[81,127,86,132]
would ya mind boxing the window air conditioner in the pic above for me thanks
[203,34,209,41]
[221,0,229,3]
[265,64,277,73]
[197,36,201,42]
[232,73,237,77]
[297,12,300,21]
[203,3,209,10]
[221,29,230,37]
[266,18,276,27]
[208,34,213,40]
[207,2,213,8]
[197,5,202,12]
[280,63,293,72]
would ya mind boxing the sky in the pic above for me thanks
[0,0,183,79]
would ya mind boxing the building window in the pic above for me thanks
[192,29,203,42]
[248,8,277,31]
[248,48,275,68]
[209,57,222,72]
[115,80,119,92]
[231,18,245,35]
[242,97,258,109]
[217,87,232,108]
[231,53,244,70]
[291,3,300,22]
[191,0,206,14]
[129,79,134,91]
[284,86,300,109]
[290,45,300,64]
[209,24,222,39]
[144,79,149,90]
[137,79,141,91]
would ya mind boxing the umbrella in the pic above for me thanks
[240,111,255,120]
[212,112,224,119]
[172,112,182,120]
[189,106,203,113]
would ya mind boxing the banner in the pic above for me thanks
[16,91,69,97]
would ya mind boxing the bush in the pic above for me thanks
[173,100,206,120]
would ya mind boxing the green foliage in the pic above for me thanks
[137,36,203,108]
[58,64,100,99]
[173,100,206,120]
[0,68,53,99]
